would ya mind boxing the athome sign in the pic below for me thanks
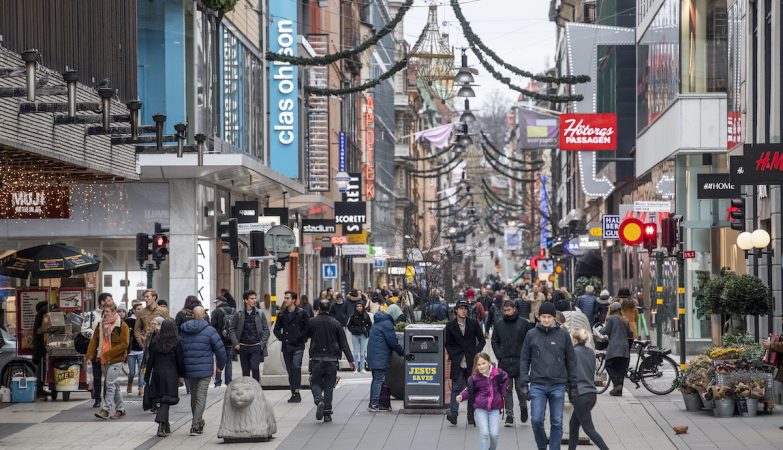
[696,174,739,199]
[602,215,620,239]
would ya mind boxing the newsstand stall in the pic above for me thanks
[43,309,88,401]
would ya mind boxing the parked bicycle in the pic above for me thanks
[594,339,679,395]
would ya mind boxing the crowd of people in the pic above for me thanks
[77,281,643,448]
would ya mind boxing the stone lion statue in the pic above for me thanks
[218,377,277,442]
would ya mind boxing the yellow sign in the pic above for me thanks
[548,274,555,282]
[348,231,368,244]
[656,286,663,293]
[589,227,602,237]
[678,287,685,294]
[678,308,686,315]
[656,298,663,305]
[555,264,563,274]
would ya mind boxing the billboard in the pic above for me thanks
[268,1,299,179]
[517,107,559,149]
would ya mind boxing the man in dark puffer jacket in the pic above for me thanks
[491,299,531,426]
[180,307,226,436]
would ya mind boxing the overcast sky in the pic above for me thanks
[402,0,556,111]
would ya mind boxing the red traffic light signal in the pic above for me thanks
[642,223,657,251]
[152,233,169,263]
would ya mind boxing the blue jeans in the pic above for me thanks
[530,383,566,450]
[369,369,385,406]
[283,348,304,391]
[351,334,368,371]
[214,347,233,385]
[474,408,500,450]
[126,351,144,388]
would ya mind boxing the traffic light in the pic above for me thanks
[136,233,151,268]
[152,233,169,263]
[220,218,239,264]
[661,215,682,253]
[730,198,745,231]
[642,222,657,251]
[250,230,265,257]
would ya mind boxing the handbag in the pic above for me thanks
[763,333,781,366]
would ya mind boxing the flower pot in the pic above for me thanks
[713,398,735,418]
[682,391,702,412]
[737,398,759,417]
[699,392,714,410]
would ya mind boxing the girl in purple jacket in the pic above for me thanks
[456,352,509,450]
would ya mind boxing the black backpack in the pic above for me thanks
[220,307,235,342]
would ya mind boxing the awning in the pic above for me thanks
[575,249,602,278]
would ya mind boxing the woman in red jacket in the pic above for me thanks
[456,353,509,450]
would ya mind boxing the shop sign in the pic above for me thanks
[338,131,347,172]
[232,201,259,223]
[602,215,620,239]
[302,219,336,234]
[342,172,363,233]
[335,201,366,224]
[565,235,599,256]
[733,144,783,185]
[196,240,212,304]
[268,0,299,179]
[683,250,696,259]
[263,207,289,225]
[238,216,278,234]
[365,96,376,199]
[16,288,49,355]
[347,231,368,244]
[559,113,617,151]
[696,174,739,199]
[341,244,369,256]
[406,363,438,385]
[330,236,348,245]
[633,201,671,212]
[728,111,742,150]
[0,187,70,219]
[388,266,406,275]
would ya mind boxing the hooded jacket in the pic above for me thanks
[180,319,227,379]
[594,296,610,324]
[575,293,598,327]
[490,311,530,376]
[307,311,354,362]
[519,322,577,388]
[366,312,404,369]
[460,366,509,411]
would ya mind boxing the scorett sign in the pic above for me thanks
[334,201,366,224]
[696,174,739,199]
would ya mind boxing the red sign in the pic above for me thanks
[728,111,742,151]
[683,250,696,259]
[330,236,348,245]
[559,113,617,151]
[364,95,376,200]
[618,217,644,246]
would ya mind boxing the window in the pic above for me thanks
[680,0,727,93]
[221,27,264,158]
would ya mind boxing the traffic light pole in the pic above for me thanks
[677,249,686,366]
[655,251,664,347]
[241,263,251,293]
[145,263,156,289]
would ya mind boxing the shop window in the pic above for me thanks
[680,0,728,94]
[221,27,264,158]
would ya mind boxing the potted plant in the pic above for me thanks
[704,384,736,418]
[574,277,602,297]
[728,371,766,417]
[674,374,702,412]
[682,355,714,409]
[702,273,741,332]
[722,275,771,332]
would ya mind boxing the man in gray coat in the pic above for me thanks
[229,290,270,383]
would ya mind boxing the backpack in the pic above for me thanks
[379,382,392,409]
[220,307,236,342]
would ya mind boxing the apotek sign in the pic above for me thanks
[559,113,617,151]
[364,96,376,199]
[268,0,299,179]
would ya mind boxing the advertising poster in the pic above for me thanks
[16,288,49,355]
[58,288,83,311]
[406,363,439,385]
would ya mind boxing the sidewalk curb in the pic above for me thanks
[133,389,224,450]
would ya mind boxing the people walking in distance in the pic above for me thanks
[180,306,226,436]
[210,295,235,387]
[143,319,185,438]
[491,299,530,426]
[307,299,355,422]
[568,328,609,450]
[219,288,237,308]
[87,302,130,420]
[484,293,505,336]
[300,294,315,318]
[594,290,611,324]
[445,299,486,425]
[456,353,509,450]
[330,293,350,326]
[519,301,577,450]
[366,309,404,412]
[514,291,533,329]
[346,289,367,315]
[527,284,546,322]
[273,291,310,403]
[346,302,372,374]
[398,290,416,323]
[124,302,145,396]
[229,290,270,383]
[575,285,598,327]
[601,302,632,396]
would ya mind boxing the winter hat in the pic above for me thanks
[555,299,572,312]
[154,316,166,326]
[466,288,475,298]
[387,304,403,321]
[347,290,361,301]
[585,285,594,294]
[609,302,622,312]
[599,290,610,299]
[117,303,127,312]
[539,302,557,318]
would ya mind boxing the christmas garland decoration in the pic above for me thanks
[482,145,543,173]
[400,141,456,161]
[267,0,413,66]
[468,37,583,103]
[423,186,464,203]
[450,0,589,85]
[410,156,464,178]
[430,194,472,210]
[305,58,408,96]
[483,151,539,182]
[407,151,462,174]
[481,132,545,166]
[481,182,528,209]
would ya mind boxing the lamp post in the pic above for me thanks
[736,229,773,339]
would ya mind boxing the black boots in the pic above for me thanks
[92,398,101,408]
[288,391,302,403]
[157,422,167,437]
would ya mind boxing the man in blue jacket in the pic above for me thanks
[575,285,598,327]
[180,306,226,436]
[366,309,404,412]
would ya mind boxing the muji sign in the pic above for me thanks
[559,113,617,151]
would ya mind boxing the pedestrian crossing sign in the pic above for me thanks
[322,264,337,279]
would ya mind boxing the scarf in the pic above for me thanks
[100,312,118,362]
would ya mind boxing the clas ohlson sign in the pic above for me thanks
[268,3,299,179]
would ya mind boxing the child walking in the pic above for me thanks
[456,352,509,450]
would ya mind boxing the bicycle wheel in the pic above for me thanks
[594,353,610,394]
[640,355,679,395]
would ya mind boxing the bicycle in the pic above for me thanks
[594,339,679,395]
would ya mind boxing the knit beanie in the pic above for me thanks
[539,302,557,318]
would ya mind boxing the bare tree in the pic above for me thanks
[475,90,511,148]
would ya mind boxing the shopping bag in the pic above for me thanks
[763,333,781,366]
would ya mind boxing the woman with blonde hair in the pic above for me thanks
[568,328,608,450]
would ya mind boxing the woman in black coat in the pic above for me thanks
[143,319,184,437]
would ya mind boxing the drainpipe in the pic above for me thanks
[195,133,206,166]
[174,123,188,157]
[21,49,39,102]
[97,87,115,131]
[153,114,166,152]
[126,99,142,140]
[63,69,78,117]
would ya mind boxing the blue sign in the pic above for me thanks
[322,264,337,279]
[406,363,438,385]
[602,215,620,239]
[338,131,347,172]
[268,4,299,179]
[540,175,549,250]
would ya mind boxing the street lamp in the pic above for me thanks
[736,228,773,337]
